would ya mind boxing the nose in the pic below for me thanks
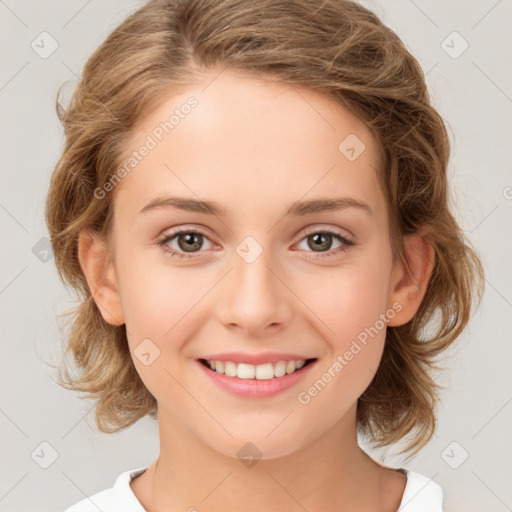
[216,246,292,337]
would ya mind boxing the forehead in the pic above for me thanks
[115,70,385,222]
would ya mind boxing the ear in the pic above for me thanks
[386,232,435,327]
[77,229,125,326]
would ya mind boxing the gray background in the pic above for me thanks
[0,1,511,511]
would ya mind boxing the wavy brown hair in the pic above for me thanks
[45,0,484,458]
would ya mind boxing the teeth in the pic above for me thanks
[204,359,309,379]
[215,361,224,374]
[238,363,256,379]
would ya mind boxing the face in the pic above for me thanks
[92,70,411,460]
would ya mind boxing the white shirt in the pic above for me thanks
[62,466,443,511]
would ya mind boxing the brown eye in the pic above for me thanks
[176,232,204,252]
[158,229,214,259]
[295,229,355,259]
[307,232,335,252]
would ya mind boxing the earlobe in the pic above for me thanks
[386,232,435,327]
[77,229,125,326]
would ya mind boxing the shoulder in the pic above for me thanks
[398,469,444,512]
[62,467,148,512]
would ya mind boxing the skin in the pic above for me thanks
[79,69,434,512]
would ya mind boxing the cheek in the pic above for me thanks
[295,248,392,396]
[116,239,202,333]
[297,270,390,416]
[114,247,194,371]
[116,260,199,404]
[300,255,391,342]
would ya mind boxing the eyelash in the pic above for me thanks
[157,227,355,260]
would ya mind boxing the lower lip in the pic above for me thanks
[196,359,317,398]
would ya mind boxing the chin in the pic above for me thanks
[205,431,308,463]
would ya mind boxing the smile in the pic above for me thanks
[196,356,318,398]
[199,358,316,380]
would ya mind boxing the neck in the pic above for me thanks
[133,406,406,512]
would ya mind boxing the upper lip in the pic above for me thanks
[199,352,316,365]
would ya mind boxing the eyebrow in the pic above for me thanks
[139,195,373,217]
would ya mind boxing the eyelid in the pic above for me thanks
[299,224,353,240]
[157,225,215,246]
[157,223,356,261]
[157,223,353,245]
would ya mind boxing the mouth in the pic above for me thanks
[198,357,317,380]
